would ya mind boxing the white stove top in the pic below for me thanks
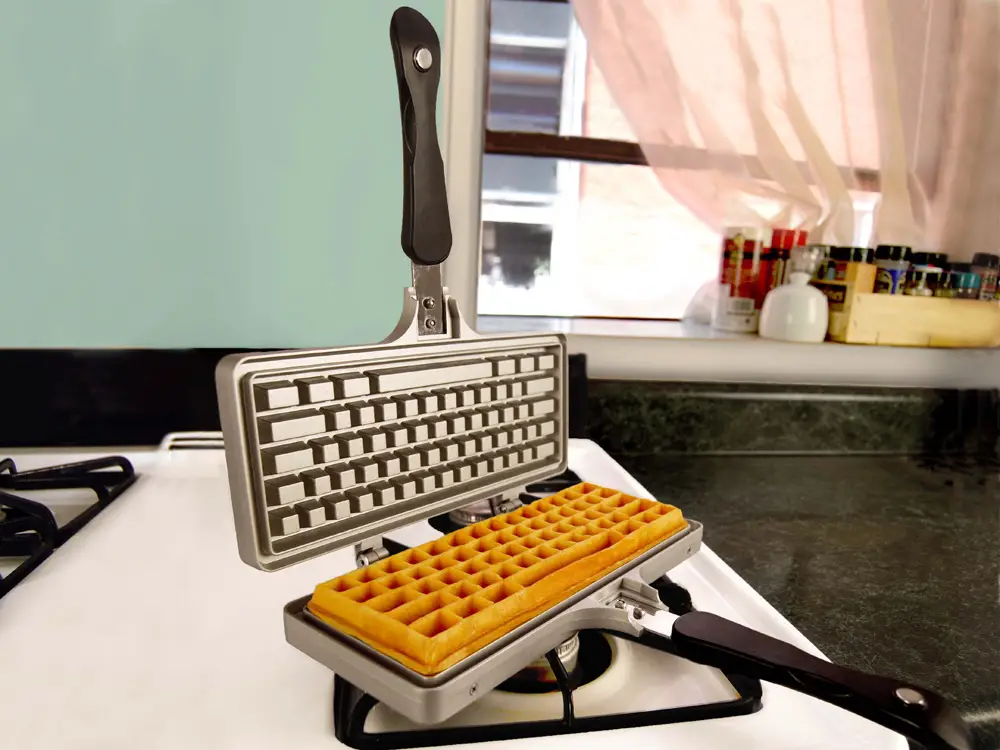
[0,438,905,749]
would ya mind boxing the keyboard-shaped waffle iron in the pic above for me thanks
[307,483,687,675]
[256,12,974,746]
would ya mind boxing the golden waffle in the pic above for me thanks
[307,482,687,675]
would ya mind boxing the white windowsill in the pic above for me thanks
[478,315,1000,389]
[480,316,745,339]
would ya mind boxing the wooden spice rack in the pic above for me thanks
[829,293,1000,347]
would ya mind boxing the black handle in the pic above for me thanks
[389,6,452,266]
[672,612,971,750]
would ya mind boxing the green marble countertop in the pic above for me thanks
[615,453,1000,750]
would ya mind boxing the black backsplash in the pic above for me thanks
[0,350,590,447]
[0,348,994,456]
[3,349,244,446]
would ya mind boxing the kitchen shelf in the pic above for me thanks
[478,315,1000,389]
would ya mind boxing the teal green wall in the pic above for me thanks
[0,0,444,348]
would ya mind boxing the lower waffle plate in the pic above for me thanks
[307,484,689,676]
[285,519,703,725]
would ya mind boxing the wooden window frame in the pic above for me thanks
[485,130,880,192]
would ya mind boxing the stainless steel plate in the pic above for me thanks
[217,310,568,570]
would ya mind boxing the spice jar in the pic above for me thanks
[850,247,876,264]
[713,227,769,332]
[911,251,949,270]
[936,263,982,299]
[770,228,809,287]
[817,247,873,282]
[873,245,911,294]
[971,253,999,300]
[903,267,940,297]
[819,247,848,281]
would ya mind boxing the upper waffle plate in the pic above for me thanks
[217,335,568,570]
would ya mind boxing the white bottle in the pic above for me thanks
[759,245,829,343]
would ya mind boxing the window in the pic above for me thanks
[439,0,993,387]
[480,0,588,317]
[477,0,880,322]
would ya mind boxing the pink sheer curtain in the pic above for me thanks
[925,1,1000,260]
[572,0,994,258]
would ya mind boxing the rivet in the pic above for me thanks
[413,47,433,71]
[895,687,927,708]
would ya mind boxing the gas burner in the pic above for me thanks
[429,469,585,535]
[491,578,690,697]
[446,495,522,528]
[522,468,583,498]
[496,632,616,695]
[0,456,137,600]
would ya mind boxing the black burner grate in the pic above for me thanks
[329,576,763,749]
[0,456,137,600]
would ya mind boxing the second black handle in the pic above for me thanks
[389,6,452,266]
[671,611,971,750]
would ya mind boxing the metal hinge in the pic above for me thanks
[413,264,446,336]
[608,578,663,618]
[355,536,390,568]
[489,489,523,515]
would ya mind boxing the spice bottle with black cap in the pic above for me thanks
[904,251,948,297]
[937,263,982,299]
[873,245,911,295]
[911,251,949,270]
[971,253,999,300]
